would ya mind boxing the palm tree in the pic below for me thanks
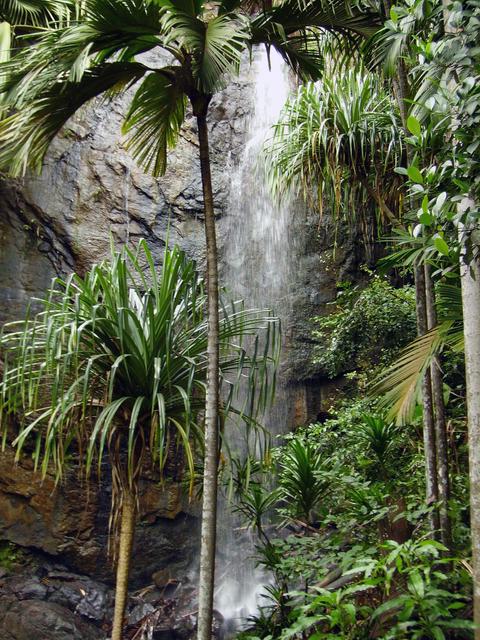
[0,239,279,640]
[0,2,379,636]
[0,0,72,66]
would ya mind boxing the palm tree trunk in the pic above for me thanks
[112,488,136,640]
[194,102,220,640]
[424,263,451,548]
[388,41,444,538]
[415,263,440,535]
[459,213,480,638]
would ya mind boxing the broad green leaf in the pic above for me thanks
[407,114,422,137]
[418,212,433,225]
[434,235,450,256]
[407,166,424,184]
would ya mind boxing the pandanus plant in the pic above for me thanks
[0,240,279,640]
[265,68,404,227]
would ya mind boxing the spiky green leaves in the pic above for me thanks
[0,0,381,177]
[160,8,250,92]
[0,241,279,487]
[371,284,464,425]
[265,69,403,225]
[0,0,71,26]
[251,0,380,80]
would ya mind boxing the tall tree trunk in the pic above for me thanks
[111,489,136,640]
[415,263,440,535]
[424,263,451,548]
[387,32,445,537]
[459,213,480,638]
[194,100,220,640]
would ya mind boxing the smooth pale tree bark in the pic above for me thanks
[459,209,480,638]
[382,12,448,536]
[425,263,452,548]
[415,263,441,535]
[111,489,136,640]
[193,97,221,640]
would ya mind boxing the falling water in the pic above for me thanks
[223,49,294,319]
[222,46,297,445]
[216,48,295,629]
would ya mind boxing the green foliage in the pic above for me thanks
[277,439,332,525]
[0,541,22,571]
[0,0,379,177]
[234,482,280,541]
[242,535,473,640]
[282,584,372,639]
[370,282,465,425]
[265,69,403,226]
[365,539,473,639]
[0,241,279,493]
[234,383,471,640]
[312,276,417,378]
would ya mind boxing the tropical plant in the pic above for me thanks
[278,438,332,525]
[372,282,464,424]
[0,240,279,640]
[280,584,372,640]
[265,68,404,225]
[0,2,380,636]
[234,482,280,542]
[356,414,399,475]
[311,276,416,378]
[0,0,73,74]
[365,539,473,639]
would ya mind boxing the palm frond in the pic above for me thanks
[251,0,380,80]
[161,7,249,92]
[198,12,249,91]
[0,0,71,26]
[370,325,447,425]
[370,279,464,424]
[0,61,147,175]
[256,0,380,40]
[122,68,186,176]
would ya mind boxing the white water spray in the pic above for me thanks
[216,48,295,629]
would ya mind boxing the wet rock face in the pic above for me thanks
[0,600,104,640]
[0,559,224,640]
[0,61,253,601]
[0,72,253,320]
[0,446,199,586]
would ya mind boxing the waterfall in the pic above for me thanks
[216,48,295,629]
[223,48,293,319]
[222,47,296,442]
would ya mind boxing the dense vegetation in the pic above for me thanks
[0,0,479,639]
[232,278,472,639]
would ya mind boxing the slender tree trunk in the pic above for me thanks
[424,263,451,548]
[111,489,136,640]
[387,36,445,538]
[459,213,480,638]
[415,263,440,535]
[194,101,220,640]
